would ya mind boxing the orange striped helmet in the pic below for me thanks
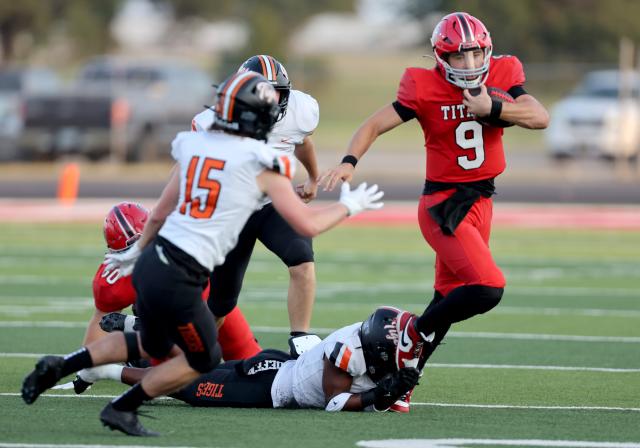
[213,71,280,141]
[238,55,290,120]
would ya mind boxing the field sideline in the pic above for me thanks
[0,207,638,447]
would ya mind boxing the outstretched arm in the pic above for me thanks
[319,104,405,191]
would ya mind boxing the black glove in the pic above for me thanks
[288,332,322,359]
[373,368,420,411]
[99,312,139,332]
[72,375,92,394]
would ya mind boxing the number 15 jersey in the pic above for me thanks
[397,56,525,183]
[158,131,295,272]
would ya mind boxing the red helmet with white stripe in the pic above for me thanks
[103,202,149,252]
[213,71,280,141]
[431,12,493,89]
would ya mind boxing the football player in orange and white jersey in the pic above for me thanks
[22,71,384,437]
[192,55,323,357]
[320,12,549,412]
[78,307,420,413]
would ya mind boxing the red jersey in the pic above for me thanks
[92,263,211,313]
[92,264,137,313]
[396,55,526,183]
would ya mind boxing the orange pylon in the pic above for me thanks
[57,163,80,206]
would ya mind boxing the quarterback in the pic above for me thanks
[320,12,549,411]
[22,71,384,437]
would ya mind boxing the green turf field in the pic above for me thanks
[0,222,639,447]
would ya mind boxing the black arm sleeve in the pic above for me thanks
[508,85,528,99]
[392,101,417,122]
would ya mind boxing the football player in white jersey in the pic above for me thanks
[70,307,421,412]
[192,55,323,356]
[21,71,384,437]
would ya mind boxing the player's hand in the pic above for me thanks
[295,177,318,203]
[288,332,322,358]
[319,163,355,192]
[373,367,420,411]
[463,84,492,117]
[339,182,384,217]
[104,241,142,277]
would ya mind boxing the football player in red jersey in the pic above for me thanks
[68,201,262,393]
[320,12,549,412]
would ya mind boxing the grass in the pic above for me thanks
[0,222,638,447]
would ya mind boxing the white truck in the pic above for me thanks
[545,70,640,160]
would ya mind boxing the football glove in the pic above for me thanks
[373,367,420,411]
[100,312,139,333]
[104,241,142,277]
[288,332,322,359]
[339,182,384,217]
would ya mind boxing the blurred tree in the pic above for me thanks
[63,0,122,58]
[0,2,51,63]
[403,0,640,63]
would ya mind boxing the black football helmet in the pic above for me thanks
[360,306,402,382]
[213,71,280,141]
[238,55,291,120]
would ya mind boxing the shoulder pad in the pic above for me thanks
[290,90,319,134]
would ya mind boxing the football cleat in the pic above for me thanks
[73,375,93,394]
[395,312,424,369]
[21,356,65,404]
[100,402,159,437]
[389,388,414,413]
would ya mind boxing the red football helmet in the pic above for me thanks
[103,202,149,252]
[431,12,493,89]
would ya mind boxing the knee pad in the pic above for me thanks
[124,332,141,362]
[472,285,504,314]
[281,238,314,267]
[187,342,222,373]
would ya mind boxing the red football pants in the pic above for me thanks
[418,191,505,298]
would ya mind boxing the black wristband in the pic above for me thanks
[341,155,358,167]
[360,389,376,408]
[489,100,503,119]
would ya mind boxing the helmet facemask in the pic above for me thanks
[435,45,492,89]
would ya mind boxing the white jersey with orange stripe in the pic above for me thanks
[158,130,295,271]
[191,89,319,154]
[270,322,376,409]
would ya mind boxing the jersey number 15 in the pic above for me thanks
[179,156,226,219]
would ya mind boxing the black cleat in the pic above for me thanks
[99,312,128,332]
[99,402,159,437]
[73,375,93,394]
[22,356,65,404]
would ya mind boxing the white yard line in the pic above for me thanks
[1,321,638,343]
[0,443,199,448]
[0,393,638,413]
[357,439,640,448]
[2,353,638,373]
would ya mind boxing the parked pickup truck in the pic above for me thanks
[545,70,640,160]
[19,56,213,161]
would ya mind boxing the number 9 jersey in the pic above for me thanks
[158,131,296,272]
[397,56,525,183]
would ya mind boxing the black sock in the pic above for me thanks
[416,285,503,336]
[61,347,93,377]
[112,383,152,412]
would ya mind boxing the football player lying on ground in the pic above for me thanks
[21,71,385,437]
[66,202,262,394]
[75,307,420,412]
